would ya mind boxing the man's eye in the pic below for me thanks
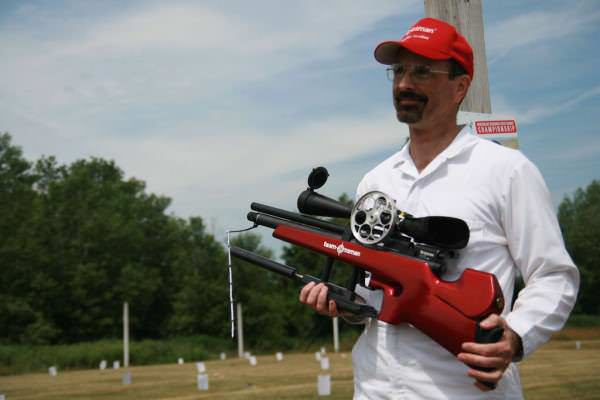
[394,65,406,75]
[413,66,431,77]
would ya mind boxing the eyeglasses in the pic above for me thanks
[386,64,450,82]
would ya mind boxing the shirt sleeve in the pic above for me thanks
[502,158,580,358]
[356,176,369,200]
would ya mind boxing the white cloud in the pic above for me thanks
[0,1,413,126]
[486,3,600,63]
[0,0,414,233]
[517,84,600,125]
[101,110,407,194]
[0,1,411,115]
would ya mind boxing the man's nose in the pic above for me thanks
[394,71,416,91]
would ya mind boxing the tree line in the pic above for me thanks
[0,133,353,347]
[0,132,597,346]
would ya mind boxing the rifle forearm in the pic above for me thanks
[229,246,377,319]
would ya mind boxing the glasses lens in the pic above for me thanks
[386,67,394,81]
[412,65,432,80]
[387,64,406,81]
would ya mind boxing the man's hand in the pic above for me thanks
[457,314,523,391]
[299,282,343,317]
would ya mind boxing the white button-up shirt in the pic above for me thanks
[351,125,579,400]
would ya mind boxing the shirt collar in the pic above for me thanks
[392,124,478,177]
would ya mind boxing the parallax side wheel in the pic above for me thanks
[350,191,397,245]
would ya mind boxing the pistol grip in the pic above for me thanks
[472,323,504,389]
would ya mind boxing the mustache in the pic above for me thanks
[395,91,428,103]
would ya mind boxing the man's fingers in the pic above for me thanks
[479,313,503,330]
[457,352,503,370]
[300,283,332,316]
[467,366,503,385]
[462,340,514,363]
[306,283,324,307]
[315,284,329,313]
[461,341,503,356]
[299,282,341,317]
[299,281,316,304]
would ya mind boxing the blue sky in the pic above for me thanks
[1,1,599,255]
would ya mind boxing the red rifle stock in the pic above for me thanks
[274,224,504,356]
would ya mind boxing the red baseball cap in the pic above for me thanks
[374,17,474,78]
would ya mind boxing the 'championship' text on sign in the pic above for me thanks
[474,120,517,135]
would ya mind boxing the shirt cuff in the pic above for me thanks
[505,314,534,359]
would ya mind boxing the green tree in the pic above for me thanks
[0,135,236,344]
[0,133,47,343]
[28,158,179,342]
[168,217,229,337]
[558,180,600,314]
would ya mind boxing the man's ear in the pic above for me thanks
[454,75,471,105]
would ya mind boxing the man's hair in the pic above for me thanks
[448,60,468,80]
[448,59,469,107]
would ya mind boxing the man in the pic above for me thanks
[300,17,579,399]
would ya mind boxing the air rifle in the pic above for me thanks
[229,167,505,373]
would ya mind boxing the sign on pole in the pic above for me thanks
[458,111,519,148]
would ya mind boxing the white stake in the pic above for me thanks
[196,362,206,373]
[197,374,209,390]
[123,302,129,368]
[237,302,244,358]
[333,317,339,353]
[317,374,331,396]
[122,371,132,385]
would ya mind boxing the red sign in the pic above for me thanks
[474,120,517,135]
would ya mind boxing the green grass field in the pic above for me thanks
[1,334,599,399]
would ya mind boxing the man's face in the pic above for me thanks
[390,50,466,128]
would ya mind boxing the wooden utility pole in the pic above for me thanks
[424,0,491,113]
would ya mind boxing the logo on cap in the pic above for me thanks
[374,17,474,78]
